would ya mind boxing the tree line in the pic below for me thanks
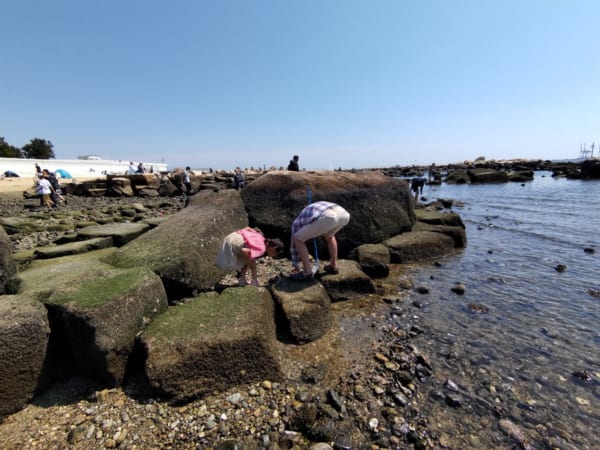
[0,136,56,159]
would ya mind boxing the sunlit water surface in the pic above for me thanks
[399,172,599,449]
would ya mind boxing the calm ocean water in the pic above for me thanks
[402,172,599,449]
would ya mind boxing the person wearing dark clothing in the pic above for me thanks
[287,155,300,171]
[43,169,64,205]
[410,178,425,200]
[233,167,245,189]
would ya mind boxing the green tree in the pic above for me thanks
[21,138,55,159]
[0,136,22,158]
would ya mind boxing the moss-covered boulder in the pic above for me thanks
[33,237,114,259]
[384,231,456,263]
[352,243,390,278]
[12,250,167,385]
[270,277,331,344]
[241,170,415,258]
[0,295,50,418]
[317,259,376,301]
[106,189,248,299]
[0,216,45,235]
[76,222,150,247]
[467,168,509,183]
[140,287,281,404]
[0,226,16,294]
[413,210,467,247]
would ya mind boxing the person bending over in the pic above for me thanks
[216,227,284,286]
[289,201,350,281]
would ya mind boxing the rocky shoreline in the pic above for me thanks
[0,166,571,450]
[0,192,451,450]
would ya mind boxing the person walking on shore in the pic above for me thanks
[216,227,284,286]
[35,173,54,210]
[289,201,350,280]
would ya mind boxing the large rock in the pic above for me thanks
[12,250,168,386]
[352,243,390,278]
[77,222,151,247]
[106,189,248,299]
[34,237,114,259]
[317,259,376,301]
[413,210,467,247]
[270,277,331,343]
[241,171,415,258]
[581,159,600,178]
[0,295,50,418]
[384,231,456,263]
[107,177,134,196]
[0,226,16,294]
[140,287,281,404]
[467,168,509,183]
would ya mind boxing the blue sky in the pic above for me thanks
[2,0,599,170]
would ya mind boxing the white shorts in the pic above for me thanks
[294,205,350,241]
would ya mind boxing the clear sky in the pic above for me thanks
[2,0,599,170]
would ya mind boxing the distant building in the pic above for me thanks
[78,155,102,160]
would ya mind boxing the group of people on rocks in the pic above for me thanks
[216,200,350,286]
[34,164,65,209]
[128,161,152,174]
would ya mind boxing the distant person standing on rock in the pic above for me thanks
[287,155,300,171]
[183,166,193,194]
[216,228,284,286]
[410,177,425,200]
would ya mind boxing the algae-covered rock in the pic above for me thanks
[12,249,167,385]
[317,259,376,301]
[106,189,248,298]
[270,277,331,344]
[385,231,456,263]
[34,237,114,259]
[141,287,280,403]
[76,222,150,246]
[0,226,16,294]
[352,243,390,278]
[45,265,167,385]
[0,295,50,418]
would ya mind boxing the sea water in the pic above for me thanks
[403,172,599,449]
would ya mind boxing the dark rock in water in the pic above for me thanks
[415,286,429,294]
[583,246,595,253]
[554,264,567,273]
[451,282,465,295]
[412,299,429,309]
[467,303,489,314]
[572,370,593,383]
[445,393,463,407]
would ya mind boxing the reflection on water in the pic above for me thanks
[401,173,599,448]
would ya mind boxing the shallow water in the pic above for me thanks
[401,173,599,449]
